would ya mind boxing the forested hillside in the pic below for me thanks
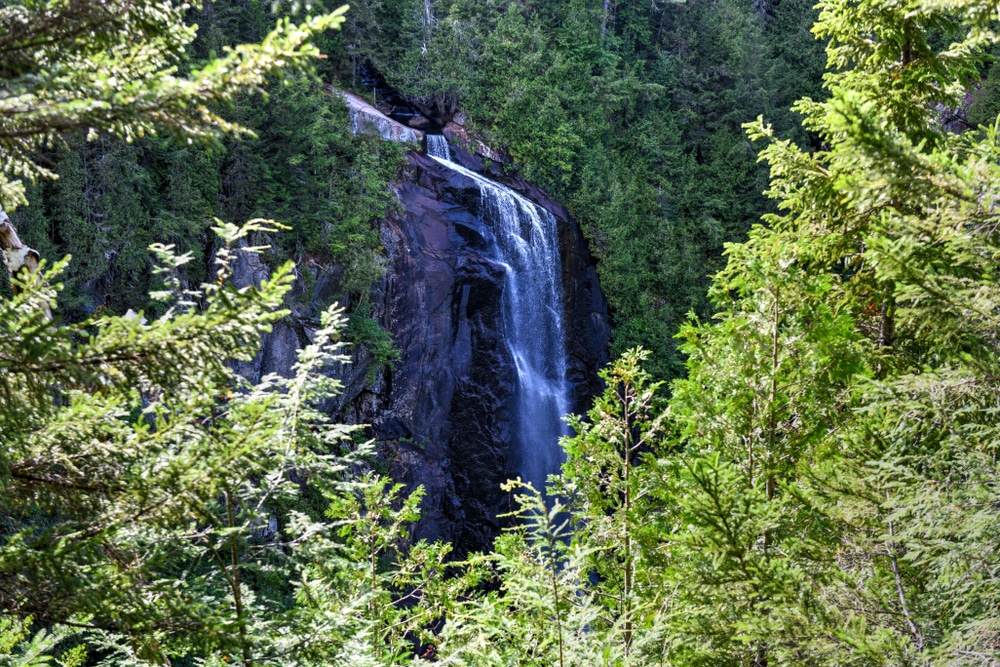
[7,0,828,377]
[334,0,827,376]
[8,0,404,357]
[4,0,1000,665]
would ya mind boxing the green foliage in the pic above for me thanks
[642,0,1000,662]
[5,0,403,348]
[11,80,402,321]
[0,224,440,665]
[437,483,616,667]
[1,223,287,653]
[967,53,1000,128]
[436,353,670,666]
[346,309,401,376]
[553,348,667,657]
[654,225,868,665]
[336,0,827,377]
[0,617,85,667]
[0,3,426,665]
[0,0,349,212]
[316,475,451,665]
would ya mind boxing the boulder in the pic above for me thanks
[340,90,423,143]
[443,121,470,145]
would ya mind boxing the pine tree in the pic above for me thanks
[0,0,349,212]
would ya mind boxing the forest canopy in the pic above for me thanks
[329,0,830,377]
[3,0,1000,665]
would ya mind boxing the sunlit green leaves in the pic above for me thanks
[0,0,349,211]
[0,222,420,664]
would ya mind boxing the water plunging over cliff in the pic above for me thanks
[426,135,571,492]
[426,135,451,161]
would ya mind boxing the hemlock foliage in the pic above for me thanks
[0,2,434,664]
[424,0,1000,664]
[5,0,1000,664]
[0,223,444,665]
[0,0,349,212]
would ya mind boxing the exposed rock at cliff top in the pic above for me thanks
[339,89,423,143]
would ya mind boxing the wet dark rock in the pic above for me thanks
[310,264,346,312]
[235,145,610,556]
[368,150,609,554]
[406,113,435,132]
[411,94,460,126]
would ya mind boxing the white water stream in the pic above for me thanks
[426,135,571,492]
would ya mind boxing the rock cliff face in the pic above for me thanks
[378,148,610,554]
[239,110,610,555]
[371,148,609,554]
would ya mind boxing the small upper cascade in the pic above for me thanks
[427,145,571,493]
[426,135,451,161]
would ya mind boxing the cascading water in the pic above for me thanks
[426,135,571,492]
[426,134,452,161]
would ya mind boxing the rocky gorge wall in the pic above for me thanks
[238,102,610,556]
[379,145,610,554]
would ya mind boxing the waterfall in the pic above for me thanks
[426,136,571,493]
[427,134,451,161]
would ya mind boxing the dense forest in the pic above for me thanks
[3,0,1000,665]
[332,0,828,377]
[6,0,830,377]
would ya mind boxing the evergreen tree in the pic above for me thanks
[0,0,349,213]
[554,348,667,659]
[1,222,441,666]
[436,484,615,667]
[0,4,436,663]
[435,354,668,667]
[657,227,868,665]
[648,0,1000,662]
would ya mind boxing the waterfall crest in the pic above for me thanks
[427,134,451,161]
[426,136,570,492]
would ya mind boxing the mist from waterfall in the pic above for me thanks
[426,135,570,493]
